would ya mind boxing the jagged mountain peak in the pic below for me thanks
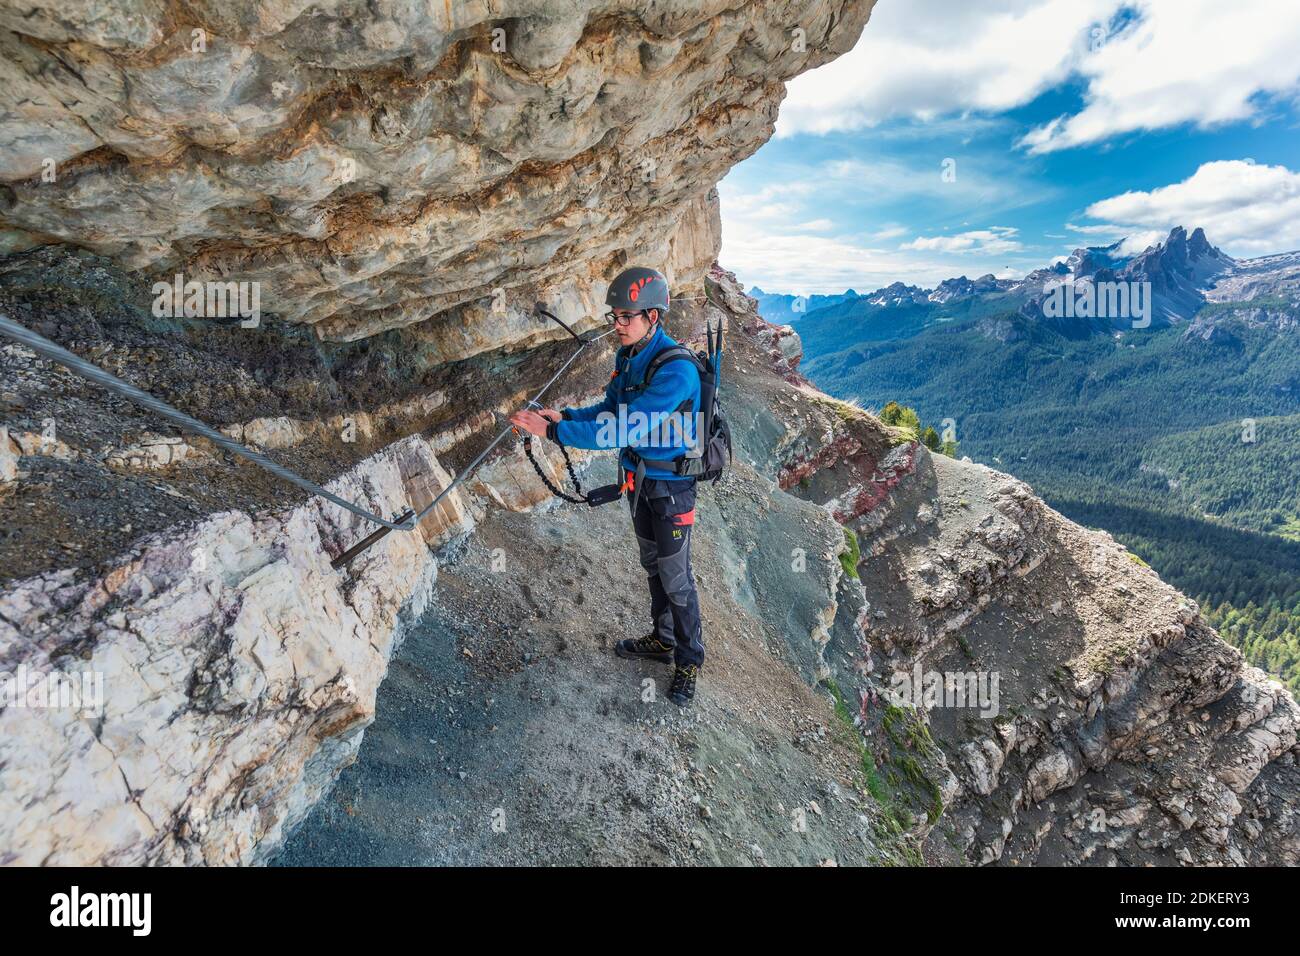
[1127,225,1234,275]
[864,281,927,306]
[1064,238,1128,277]
[928,273,1014,303]
[751,222,1296,343]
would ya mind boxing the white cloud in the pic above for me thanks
[901,227,1023,255]
[1022,0,1300,152]
[777,0,1122,138]
[718,180,817,223]
[1065,222,1127,236]
[792,218,836,232]
[1114,231,1167,256]
[718,167,1044,291]
[777,0,1300,154]
[819,156,1052,208]
[719,229,976,294]
[720,155,1054,229]
[720,215,1039,292]
[1060,222,1173,255]
[1080,159,1300,256]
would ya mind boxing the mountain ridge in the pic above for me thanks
[790,223,1300,705]
[757,226,1294,335]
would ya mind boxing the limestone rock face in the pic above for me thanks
[0,433,470,865]
[0,424,16,483]
[0,1,873,343]
[0,2,877,866]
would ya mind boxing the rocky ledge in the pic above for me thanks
[2,263,1298,865]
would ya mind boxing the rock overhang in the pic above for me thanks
[0,1,875,344]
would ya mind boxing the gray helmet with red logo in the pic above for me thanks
[606,266,670,317]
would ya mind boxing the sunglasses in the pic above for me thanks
[605,309,649,327]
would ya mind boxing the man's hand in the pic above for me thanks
[509,409,551,437]
[537,408,562,423]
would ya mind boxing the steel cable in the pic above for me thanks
[0,313,615,537]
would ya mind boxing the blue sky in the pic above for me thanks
[719,0,1300,294]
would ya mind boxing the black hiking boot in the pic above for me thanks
[615,633,674,663]
[667,664,699,707]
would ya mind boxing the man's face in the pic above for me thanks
[611,308,656,346]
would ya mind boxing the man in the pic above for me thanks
[509,266,704,706]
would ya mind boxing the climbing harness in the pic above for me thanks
[0,306,614,569]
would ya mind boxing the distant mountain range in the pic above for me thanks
[746,288,859,324]
[771,226,1300,693]
[757,226,1298,341]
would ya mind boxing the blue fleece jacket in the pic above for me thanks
[555,325,701,480]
